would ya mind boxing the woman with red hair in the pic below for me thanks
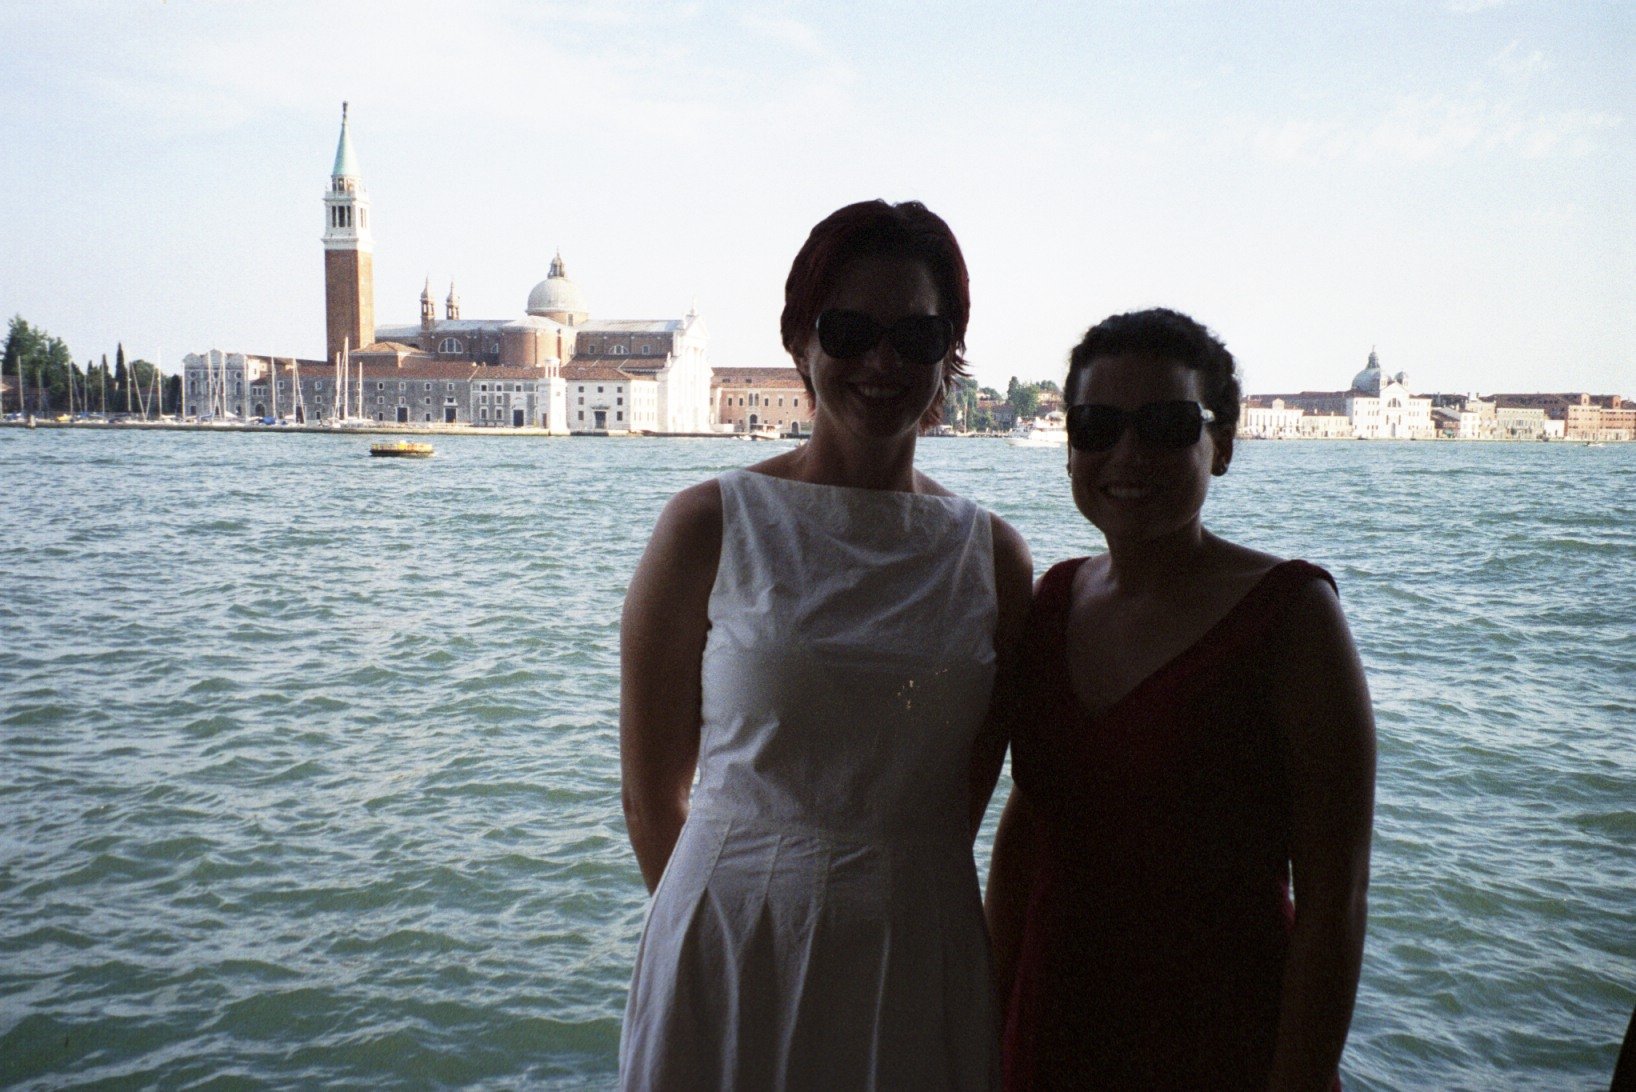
[619,200,1032,1089]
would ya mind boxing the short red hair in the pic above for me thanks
[780,200,971,428]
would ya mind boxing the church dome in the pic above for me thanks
[526,251,588,324]
[1351,349,1383,394]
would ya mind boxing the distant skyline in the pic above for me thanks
[3,1,1631,396]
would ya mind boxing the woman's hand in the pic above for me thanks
[619,482,722,893]
[1267,577,1377,1090]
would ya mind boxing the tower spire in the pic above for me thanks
[333,101,362,181]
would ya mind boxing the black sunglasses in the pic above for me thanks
[815,309,953,367]
[1067,401,1217,452]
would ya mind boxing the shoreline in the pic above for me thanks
[1,419,1623,443]
[8,421,1612,446]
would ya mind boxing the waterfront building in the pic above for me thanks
[1245,349,1435,439]
[1495,406,1548,440]
[1297,413,1354,438]
[183,105,710,433]
[181,350,570,428]
[1239,398,1305,439]
[565,309,712,434]
[1485,393,1632,440]
[711,367,813,435]
[977,397,1017,430]
[562,363,657,432]
[1344,351,1435,439]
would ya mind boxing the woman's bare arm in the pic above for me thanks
[619,481,722,893]
[1266,578,1377,1091]
[969,514,1033,841]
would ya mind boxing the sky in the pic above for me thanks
[2,0,1631,397]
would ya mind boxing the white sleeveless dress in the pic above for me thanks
[620,468,1001,1090]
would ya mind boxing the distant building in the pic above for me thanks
[711,367,813,434]
[977,397,1016,430]
[184,103,711,433]
[1343,351,1435,439]
[1244,349,1433,439]
[1240,398,1304,439]
[562,363,657,432]
[1495,406,1548,440]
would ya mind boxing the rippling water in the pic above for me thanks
[1,429,1631,1089]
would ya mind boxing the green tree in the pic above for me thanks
[1006,376,1040,420]
[116,342,129,414]
[2,315,73,414]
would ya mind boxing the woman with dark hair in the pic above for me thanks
[620,199,1032,1088]
[986,308,1375,1090]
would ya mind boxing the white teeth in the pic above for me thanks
[1103,485,1151,500]
[855,386,901,399]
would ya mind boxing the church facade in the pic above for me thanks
[184,104,711,433]
[1241,349,1435,439]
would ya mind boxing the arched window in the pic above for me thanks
[439,338,465,354]
[612,345,627,355]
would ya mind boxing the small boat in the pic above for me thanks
[370,441,435,458]
[1007,412,1068,448]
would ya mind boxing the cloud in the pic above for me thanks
[1488,39,1551,78]
[1244,93,1620,164]
[739,10,825,57]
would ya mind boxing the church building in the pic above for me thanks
[184,104,711,433]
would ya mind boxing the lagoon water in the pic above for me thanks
[1,428,1632,1089]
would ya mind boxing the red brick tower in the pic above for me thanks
[323,102,375,366]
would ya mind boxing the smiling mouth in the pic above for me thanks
[851,383,906,402]
[1101,484,1156,501]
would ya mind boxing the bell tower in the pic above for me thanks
[323,102,375,365]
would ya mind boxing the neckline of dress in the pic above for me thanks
[735,466,956,502]
[1064,557,1300,723]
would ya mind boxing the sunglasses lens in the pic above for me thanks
[1069,402,1205,450]
[816,311,950,365]
[887,317,952,366]
[1141,401,1205,448]
[1068,405,1124,451]
[816,310,880,359]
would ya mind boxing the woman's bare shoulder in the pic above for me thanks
[640,479,724,572]
[1207,533,1288,581]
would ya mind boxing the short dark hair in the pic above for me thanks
[780,200,971,427]
[1066,308,1241,439]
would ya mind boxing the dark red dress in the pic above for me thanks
[1004,557,1339,1091]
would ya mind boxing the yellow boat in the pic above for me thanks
[369,441,435,458]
